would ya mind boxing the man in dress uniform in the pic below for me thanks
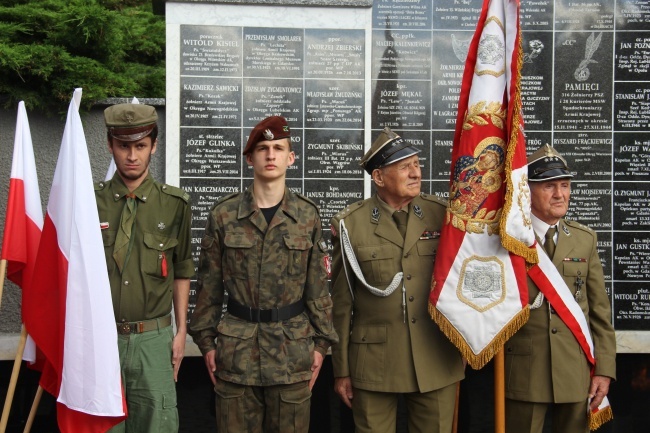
[189,116,338,433]
[330,127,464,433]
[504,144,616,433]
[95,103,194,432]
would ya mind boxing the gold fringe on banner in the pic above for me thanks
[589,405,613,431]
[429,303,530,370]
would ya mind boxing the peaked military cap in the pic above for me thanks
[104,103,158,142]
[360,127,420,175]
[527,144,573,182]
[243,116,291,155]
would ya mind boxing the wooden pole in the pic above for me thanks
[0,326,28,433]
[0,259,7,311]
[22,386,43,433]
[494,347,506,433]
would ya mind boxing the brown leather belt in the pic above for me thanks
[227,299,304,323]
[117,314,172,335]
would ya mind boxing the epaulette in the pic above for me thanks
[333,199,366,221]
[161,184,190,203]
[564,219,595,235]
[94,180,109,191]
[211,192,241,210]
[419,192,447,207]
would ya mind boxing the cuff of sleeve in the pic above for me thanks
[314,339,330,357]
[174,258,196,279]
[193,335,217,355]
[594,354,617,380]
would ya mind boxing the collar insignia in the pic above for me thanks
[371,207,380,223]
[414,205,423,218]
[562,224,570,235]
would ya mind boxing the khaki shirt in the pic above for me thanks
[95,174,194,322]
[189,185,338,386]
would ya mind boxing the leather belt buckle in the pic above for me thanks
[118,321,133,335]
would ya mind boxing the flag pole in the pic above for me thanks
[494,347,506,433]
[22,386,43,433]
[0,325,28,432]
[0,259,7,310]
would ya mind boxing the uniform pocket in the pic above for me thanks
[505,337,532,394]
[357,246,395,285]
[279,382,311,433]
[214,380,246,432]
[284,235,312,277]
[102,230,117,274]
[349,325,386,384]
[282,320,315,374]
[216,318,257,376]
[223,232,256,279]
[143,232,179,279]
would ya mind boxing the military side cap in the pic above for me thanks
[104,103,157,142]
[360,127,420,175]
[243,116,291,155]
[527,144,573,182]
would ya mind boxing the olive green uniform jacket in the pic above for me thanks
[505,219,616,403]
[330,194,464,393]
[189,186,338,386]
[95,174,194,322]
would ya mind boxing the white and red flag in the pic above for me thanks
[428,0,535,369]
[24,89,126,432]
[1,101,43,364]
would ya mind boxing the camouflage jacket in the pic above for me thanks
[189,185,337,386]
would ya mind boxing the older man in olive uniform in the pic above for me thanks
[330,128,464,433]
[504,145,616,433]
[95,104,194,433]
[189,116,338,433]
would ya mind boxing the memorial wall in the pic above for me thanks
[165,0,650,343]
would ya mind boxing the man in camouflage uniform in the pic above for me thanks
[96,103,194,432]
[189,115,338,433]
[330,128,464,433]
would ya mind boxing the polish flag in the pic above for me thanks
[24,89,126,432]
[1,101,42,363]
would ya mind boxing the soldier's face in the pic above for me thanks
[246,138,295,181]
[373,154,422,208]
[108,137,156,184]
[529,179,571,225]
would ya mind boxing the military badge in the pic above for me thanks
[324,255,332,279]
[100,222,109,230]
[263,128,274,140]
[419,230,441,240]
[158,222,166,230]
[371,207,380,223]
[330,224,337,237]
[414,205,423,218]
[562,224,570,236]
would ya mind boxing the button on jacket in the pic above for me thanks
[95,174,194,322]
[189,185,338,386]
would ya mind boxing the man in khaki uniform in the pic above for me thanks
[189,116,338,433]
[505,144,616,433]
[330,128,464,433]
[95,103,194,433]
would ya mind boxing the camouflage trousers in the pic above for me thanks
[109,325,178,433]
[214,379,311,433]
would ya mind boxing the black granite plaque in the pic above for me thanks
[615,82,650,131]
[243,28,304,78]
[614,132,650,180]
[305,80,364,129]
[596,231,613,283]
[613,183,650,231]
[553,31,613,131]
[304,129,364,178]
[180,128,242,177]
[616,0,650,31]
[304,179,364,226]
[430,30,469,130]
[372,30,432,80]
[521,32,553,130]
[305,29,365,79]
[613,282,650,330]
[615,32,650,81]
[180,77,242,127]
[554,0,614,30]
[373,0,433,30]
[431,0,482,30]
[553,132,612,181]
[524,133,553,157]
[520,0,553,31]
[181,178,243,230]
[371,80,431,129]
[431,131,455,181]
[181,25,242,77]
[565,181,611,229]
[242,78,304,127]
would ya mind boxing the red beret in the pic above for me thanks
[243,116,291,155]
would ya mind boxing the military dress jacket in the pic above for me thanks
[505,218,616,403]
[330,194,464,393]
[95,174,194,322]
[188,185,338,386]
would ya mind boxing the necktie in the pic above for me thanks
[393,211,408,239]
[544,226,556,259]
[113,193,138,273]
